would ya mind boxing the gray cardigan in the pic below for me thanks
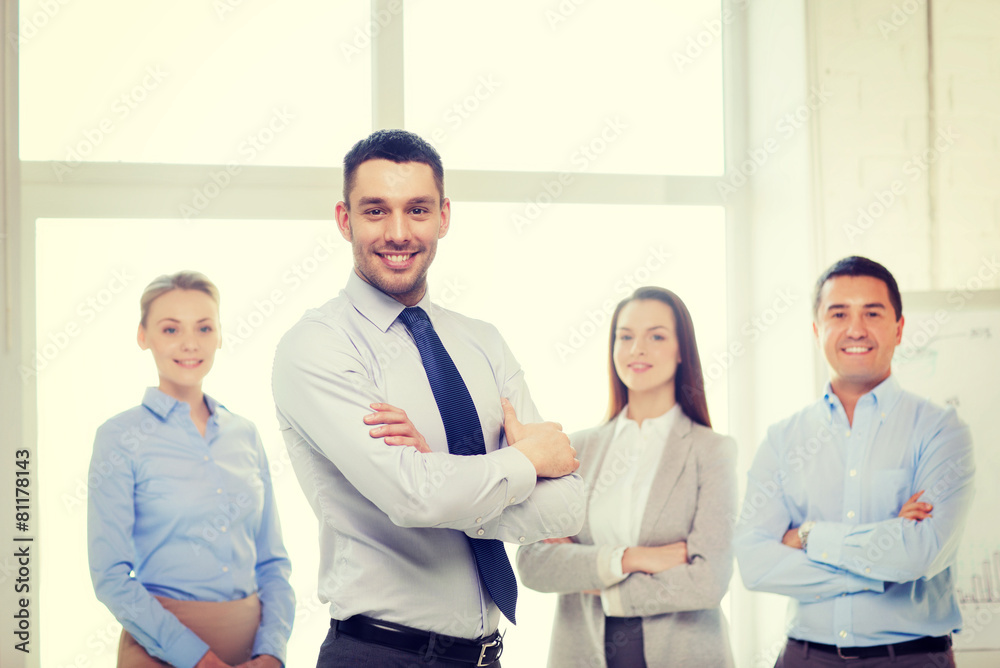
[516,413,737,668]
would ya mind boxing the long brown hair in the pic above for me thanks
[605,287,711,428]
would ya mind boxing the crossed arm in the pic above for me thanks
[272,323,584,541]
[734,416,974,601]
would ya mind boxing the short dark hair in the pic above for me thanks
[813,256,902,321]
[606,287,711,429]
[342,129,445,207]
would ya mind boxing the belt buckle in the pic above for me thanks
[477,634,502,667]
[836,646,862,660]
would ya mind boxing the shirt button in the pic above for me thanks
[847,511,855,519]
[865,567,871,574]
[217,488,223,494]
[476,517,483,524]
[881,412,886,419]
[518,536,525,543]
[845,430,851,437]
[840,630,847,639]
[822,552,829,559]
[477,529,485,536]
[203,455,210,461]
[222,566,229,573]
[509,497,517,504]
[815,595,821,599]
[220,526,227,532]
[849,469,857,477]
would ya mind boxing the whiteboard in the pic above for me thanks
[893,291,1000,655]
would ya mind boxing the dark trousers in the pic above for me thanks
[775,639,956,668]
[316,623,501,668]
[604,616,647,668]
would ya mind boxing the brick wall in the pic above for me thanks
[811,0,999,290]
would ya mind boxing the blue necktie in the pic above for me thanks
[398,306,518,624]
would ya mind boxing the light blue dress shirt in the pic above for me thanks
[734,375,975,647]
[272,272,585,640]
[88,388,295,668]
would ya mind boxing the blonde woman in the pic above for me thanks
[516,287,737,667]
[88,271,294,668]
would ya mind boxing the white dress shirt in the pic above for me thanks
[272,272,585,639]
[589,405,680,598]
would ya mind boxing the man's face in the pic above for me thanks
[813,275,904,395]
[336,159,450,306]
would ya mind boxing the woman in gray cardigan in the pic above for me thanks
[517,287,737,668]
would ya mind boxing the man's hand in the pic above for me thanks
[898,490,933,520]
[501,398,579,478]
[195,650,232,668]
[782,527,803,549]
[364,403,432,453]
[235,655,282,668]
[622,542,688,574]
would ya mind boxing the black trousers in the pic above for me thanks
[604,616,647,668]
[316,623,501,668]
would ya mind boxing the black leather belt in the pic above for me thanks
[334,615,503,666]
[793,635,951,660]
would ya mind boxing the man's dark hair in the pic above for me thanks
[813,255,902,321]
[342,129,445,207]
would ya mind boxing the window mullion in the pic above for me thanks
[371,0,405,130]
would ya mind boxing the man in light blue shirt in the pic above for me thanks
[272,130,584,667]
[734,256,974,667]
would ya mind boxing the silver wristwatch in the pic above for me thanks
[797,521,816,549]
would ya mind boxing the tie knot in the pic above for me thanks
[399,306,430,329]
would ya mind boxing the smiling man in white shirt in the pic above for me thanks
[272,129,584,667]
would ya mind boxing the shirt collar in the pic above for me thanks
[822,374,902,416]
[344,270,434,332]
[141,387,222,420]
[612,403,681,440]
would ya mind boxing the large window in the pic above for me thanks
[22,2,731,666]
